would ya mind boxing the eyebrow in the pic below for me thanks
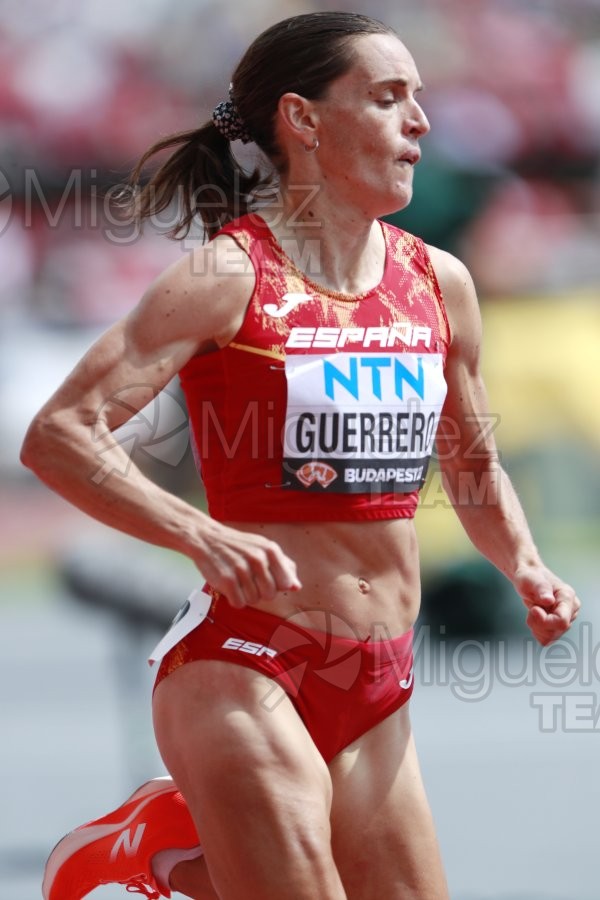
[372,78,425,92]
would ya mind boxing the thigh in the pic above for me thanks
[152,659,347,900]
[329,703,449,900]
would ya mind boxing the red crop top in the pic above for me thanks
[179,214,451,523]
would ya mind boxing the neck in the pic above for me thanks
[258,181,385,296]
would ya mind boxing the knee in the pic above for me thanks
[204,808,343,899]
[286,817,336,872]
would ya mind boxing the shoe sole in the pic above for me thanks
[42,776,177,900]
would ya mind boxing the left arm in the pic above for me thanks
[429,245,580,645]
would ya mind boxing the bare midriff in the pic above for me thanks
[223,518,420,641]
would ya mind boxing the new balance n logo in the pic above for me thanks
[110,823,146,861]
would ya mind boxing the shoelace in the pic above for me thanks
[124,878,161,898]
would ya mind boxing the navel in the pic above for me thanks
[358,577,371,594]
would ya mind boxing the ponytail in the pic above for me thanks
[127,120,270,240]
[127,13,397,239]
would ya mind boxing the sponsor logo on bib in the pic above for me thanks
[295,461,338,488]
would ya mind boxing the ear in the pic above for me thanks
[277,92,319,147]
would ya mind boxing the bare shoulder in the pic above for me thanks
[426,245,476,310]
[426,244,482,357]
[130,234,256,354]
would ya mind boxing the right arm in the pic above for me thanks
[20,238,301,607]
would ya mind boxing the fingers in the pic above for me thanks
[526,604,574,645]
[195,526,301,608]
[196,555,259,609]
[247,551,278,604]
[518,572,556,610]
[237,537,301,603]
[526,590,581,646]
[515,563,581,645]
[262,539,302,593]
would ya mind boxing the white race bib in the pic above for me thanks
[282,352,447,493]
[148,588,212,666]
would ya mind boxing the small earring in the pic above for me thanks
[304,138,319,153]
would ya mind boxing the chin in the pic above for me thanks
[376,188,413,218]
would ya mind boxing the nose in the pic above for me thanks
[405,100,430,138]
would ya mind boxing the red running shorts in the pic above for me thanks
[151,588,414,763]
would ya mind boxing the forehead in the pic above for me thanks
[342,33,421,89]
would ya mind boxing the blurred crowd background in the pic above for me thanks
[1,1,600,898]
[1,0,599,565]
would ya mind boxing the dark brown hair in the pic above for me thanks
[128,12,395,239]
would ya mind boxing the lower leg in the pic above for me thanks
[169,856,219,899]
[165,823,347,900]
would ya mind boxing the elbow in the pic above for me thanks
[20,415,48,474]
[20,411,68,476]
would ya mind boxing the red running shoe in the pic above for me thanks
[42,776,200,899]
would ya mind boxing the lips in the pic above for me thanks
[398,149,421,165]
